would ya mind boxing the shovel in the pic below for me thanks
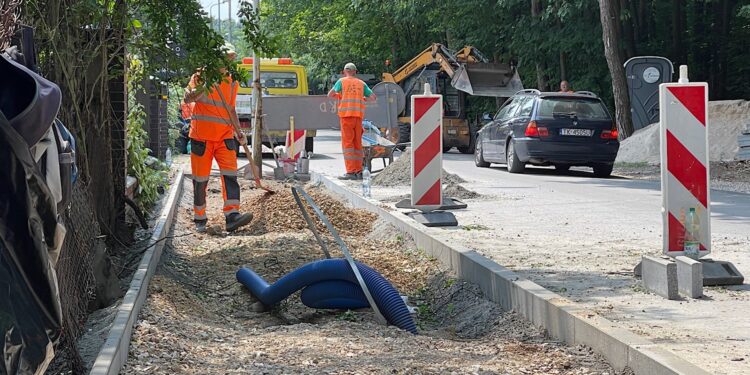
[215,86,275,194]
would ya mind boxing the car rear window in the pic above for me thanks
[241,72,299,89]
[537,98,610,119]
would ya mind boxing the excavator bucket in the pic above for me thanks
[451,62,524,97]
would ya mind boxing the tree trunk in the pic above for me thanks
[671,0,684,64]
[559,51,567,81]
[620,0,637,58]
[599,0,634,138]
[531,0,548,90]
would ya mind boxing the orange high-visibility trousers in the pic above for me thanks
[190,138,241,221]
[340,116,364,174]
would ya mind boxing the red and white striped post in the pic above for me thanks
[286,129,306,160]
[411,83,443,211]
[660,65,711,257]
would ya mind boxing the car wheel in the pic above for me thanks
[443,146,453,153]
[592,164,613,178]
[474,137,490,168]
[554,164,570,173]
[506,139,525,173]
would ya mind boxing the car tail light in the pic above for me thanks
[242,57,253,64]
[525,121,549,137]
[601,124,619,139]
[525,121,539,137]
[278,58,293,65]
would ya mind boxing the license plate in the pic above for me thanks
[447,129,457,135]
[560,128,593,137]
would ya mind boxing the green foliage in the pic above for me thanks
[262,0,750,111]
[126,57,167,209]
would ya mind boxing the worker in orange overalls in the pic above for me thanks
[184,44,252,233]
[327,62,377,180]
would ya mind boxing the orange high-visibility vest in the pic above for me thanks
[188,74,238,141]
[337,77,366,119]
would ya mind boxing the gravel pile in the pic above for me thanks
[372,151,480,199]
[122,179,621,374]
[616,100,750,164]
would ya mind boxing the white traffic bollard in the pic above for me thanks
[410,83,443,211]
[659,65,711,257]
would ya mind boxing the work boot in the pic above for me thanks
[354,172,363,180]
[338,173,359,180]
[195,220,207,233]
[226,212,253,232]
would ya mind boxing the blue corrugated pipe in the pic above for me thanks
[236,259,417,334]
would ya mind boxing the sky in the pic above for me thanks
[199,0,241,21]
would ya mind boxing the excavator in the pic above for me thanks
[383,43,523,153]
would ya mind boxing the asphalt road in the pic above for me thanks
[308,129,750,374]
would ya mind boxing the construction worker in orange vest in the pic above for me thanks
[327,62,377,180]
[184,44,252,233]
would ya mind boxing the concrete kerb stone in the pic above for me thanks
[310,171,713,374]
[89,170,184,375]
[642,255,679,300]
[675,256,703,298]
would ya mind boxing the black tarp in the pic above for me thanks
[0,53,63,374]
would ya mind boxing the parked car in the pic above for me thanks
[474,90,619,177]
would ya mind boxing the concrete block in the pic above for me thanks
[675,256,703,298]
[641,255,679,300]
[545,299,580,345]
[573,312,652,372]
[629,345,712,375]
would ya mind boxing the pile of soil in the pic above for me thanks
[372,152,480,199]
[122,178,622,374]
[616,100,750,164]
[614,160,750,194]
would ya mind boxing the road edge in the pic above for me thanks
[311,171,711,375]
[89,170,184,375]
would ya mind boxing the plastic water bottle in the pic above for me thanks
[362,167,371,198]
[165,148,172,167]
[683,207,700,258]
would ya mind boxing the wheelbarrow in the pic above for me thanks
[361,120,408,173]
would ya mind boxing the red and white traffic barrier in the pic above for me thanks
[286,130,306,160]
[410,84,443,211]
[660,65,711,256]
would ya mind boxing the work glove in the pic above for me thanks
[236,132,248,147]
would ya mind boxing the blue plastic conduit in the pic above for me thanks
[236,259,417,334]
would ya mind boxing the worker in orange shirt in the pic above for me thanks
[327,63,377,180]
[559,80,574,93]
[184,44,252,233]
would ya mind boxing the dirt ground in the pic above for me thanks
[614,160,750,194]
[122,178,624,374]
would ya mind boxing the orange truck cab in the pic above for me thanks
[235,57,315,153]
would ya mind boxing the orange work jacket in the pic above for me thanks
[337,77,366,119]
[188,74,238,141]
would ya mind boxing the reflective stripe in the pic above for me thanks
[192,175,210,182]
[196,96,225,107]
[194,213,207,220]
[220,169,238,177]
[194,204,206,212]
[224,199,240,207]
[344,155,363,160]
[338,106,365,113]
[340,99,365,104]
[192,114,230,125]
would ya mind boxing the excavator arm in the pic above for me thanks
[383,43,523,97]
[382,43,459,84]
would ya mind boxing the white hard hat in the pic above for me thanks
[221,42,237,57]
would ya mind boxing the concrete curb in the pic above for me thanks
[89,170,184,375]
[311,171,711,375]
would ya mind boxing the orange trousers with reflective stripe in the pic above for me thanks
[190,138,241,221]
[340,116,364,174]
